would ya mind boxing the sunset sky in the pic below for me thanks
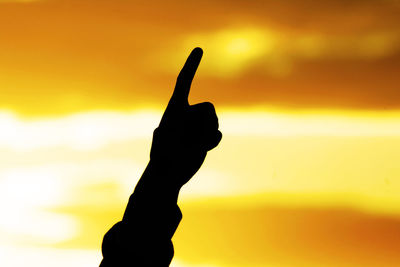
[1,0,400,266]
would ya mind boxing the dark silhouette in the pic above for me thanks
[100,47,222,266]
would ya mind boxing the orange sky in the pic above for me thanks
[1,0,400,116]
[1,1,400,267]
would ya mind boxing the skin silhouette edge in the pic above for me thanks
[100,47,222,266]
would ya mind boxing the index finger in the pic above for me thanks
[170,47,203,107]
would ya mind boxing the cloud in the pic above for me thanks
[0,246,100,267]
[1,109,400,153]
[1,0,400,112]
[0,111,159,151]
[166,28,400,77]
[1,110,400,212]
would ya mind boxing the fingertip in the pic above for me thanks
[170,47,203,106]
[188,47,203,63]
[189,47,203,63]
[193,47,203,55]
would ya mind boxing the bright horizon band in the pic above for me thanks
[1,0,400,266]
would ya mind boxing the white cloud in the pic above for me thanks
[0,109,400,154]
[1,109,400,251]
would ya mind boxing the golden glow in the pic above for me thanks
[1,0,400,266]
[160,28,400,78]
[1,110,400,266]
[0,111,160,151]
[181,28,274,76]
[1,110,400,251]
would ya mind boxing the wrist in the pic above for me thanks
[133,160,182,203]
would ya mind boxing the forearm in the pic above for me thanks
[100,161,184,266]
[129,160,181,206]
[123,160,183,238]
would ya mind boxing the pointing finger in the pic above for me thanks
[170,47,203,107]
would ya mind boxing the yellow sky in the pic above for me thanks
[1,109,400,266]
[1,0,400,266]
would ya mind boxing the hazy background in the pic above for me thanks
[1,0,400,266]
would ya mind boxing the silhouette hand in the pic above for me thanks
[100,48,220,267]
[150,47,222,189]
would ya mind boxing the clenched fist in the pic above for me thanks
[150,47,222,189]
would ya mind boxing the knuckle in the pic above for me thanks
[202,101,215,110]
[198,102,216,116]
